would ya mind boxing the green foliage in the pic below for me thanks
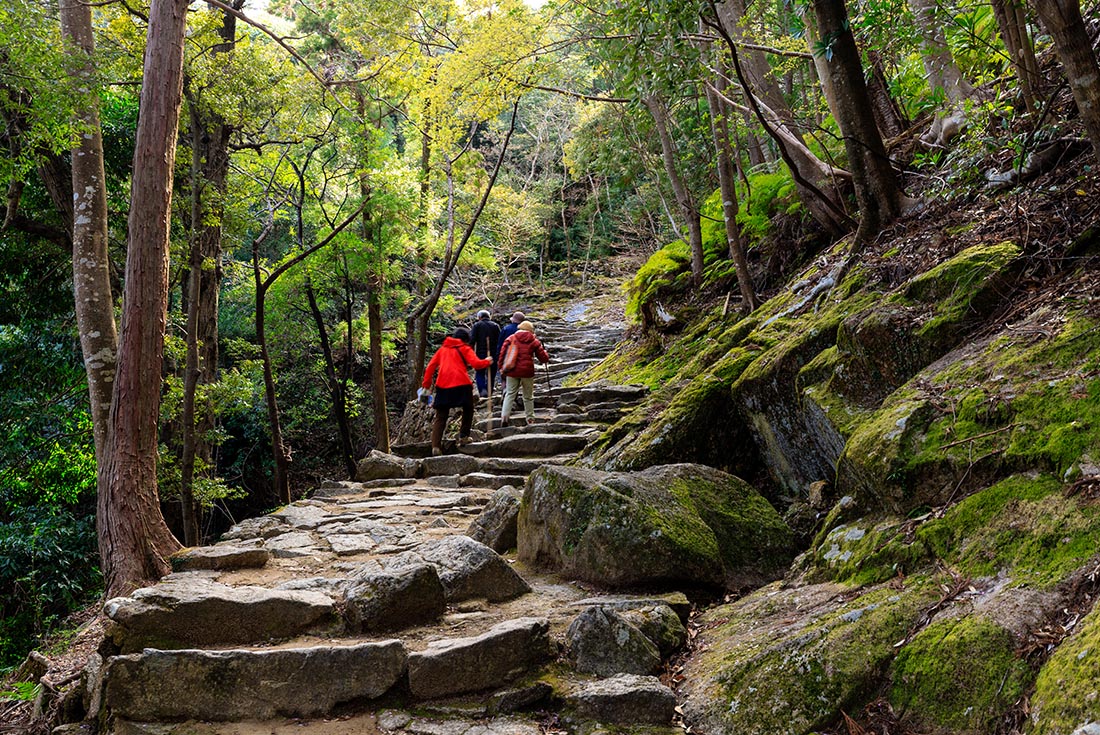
[0,506,100,668]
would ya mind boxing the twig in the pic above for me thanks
[940,424,1016,449]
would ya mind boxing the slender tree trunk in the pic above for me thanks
[812,0,907,243]
[1033,0,1100,165]
[305,280,356,479]
[99,0,188,598]
[643,95,704,285]
[58,0,117,464]
[254,264,291,505]
[405,104,518,394]
[706,62,758,314]
[992,0,1040,113]
[367,292,389,453]
[706,7,853,236]
[178,4,237,545]
[910,0,980,145]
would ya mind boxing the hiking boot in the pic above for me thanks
[431,446,442,456]
[500,417,510,428]
[457,436,473,446]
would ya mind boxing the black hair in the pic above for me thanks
[452,326,471,341]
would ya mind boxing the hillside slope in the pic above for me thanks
[570,159,1100,734]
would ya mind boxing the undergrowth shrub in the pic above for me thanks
[0,506,100,668]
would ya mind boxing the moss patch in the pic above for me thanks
[890,616,1031,732]
[685,580,942,735]
[915,474,1100,588]
[1030,600,1100,735]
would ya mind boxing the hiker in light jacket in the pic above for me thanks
[495,311,524,388]
[498,320,549,427]
[422,327,491,455]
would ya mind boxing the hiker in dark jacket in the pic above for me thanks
[468,310,500,398]
[422,327,491,456]
[498,320,549,426]
[495,311,524,387]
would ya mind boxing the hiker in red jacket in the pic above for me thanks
[422,327,492,455]
[498,321,549,427]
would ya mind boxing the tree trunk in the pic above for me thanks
[305,280,356,479]
[717,0,805,136]
[705,59,758,313]
[910,0,979,145]
[812,0,907,244]
[58,0,117,465]
[705,7,854,236]
[866,49,908,139]
[405,104,518,394]
[1033,0,1100,165]
[254,267,291,505]
[992,0,1040,113]
[98,0,188,598]
[178,4,237,545]
[643,95,704,285]
[367,292,389,453]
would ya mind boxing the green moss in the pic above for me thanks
[891,616,1031,732]
[915,474,1100,588]
[902,241,1020,304]
[696,581,941,735]
[1030,601,1100,734]
[808,516,931,586]
[837,305,1100,514]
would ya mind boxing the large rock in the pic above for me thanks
[104,578,336,653]
[680,580,939,735]
[387,535,530,602]
[343,564,446,633]
[460,433,590,458]
[466,485,522,552]
[565,606,661,676]
[170,545,270,572]
[355,449,419,482]
[564,674,676,726]
[518,463,794,588]
[102,640,406,720]
[407,617,554,699]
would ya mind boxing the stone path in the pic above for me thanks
[81,313,691,735]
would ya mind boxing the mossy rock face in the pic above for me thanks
[1030,600,1100,735]
[581,346,765,478]
[915,474,1100,589]
[836,293,1100,515]
[832,242,1022,407]
[890,616,1031,733]
[804,515,930,586]
[517,464,795,589]
[680,579,940,735]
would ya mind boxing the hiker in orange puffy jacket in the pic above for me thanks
[498,321,549,427]
[422,327,492,455]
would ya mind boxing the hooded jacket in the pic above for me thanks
[422,336,491,390]
[499,329,549,378]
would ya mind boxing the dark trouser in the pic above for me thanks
[475,365,497,395]
[432,404,473,449]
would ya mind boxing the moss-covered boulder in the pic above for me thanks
[517,464,794,589]
[832,242,1022,405]
[680,579,941,735]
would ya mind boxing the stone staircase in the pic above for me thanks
[77,312,696,735]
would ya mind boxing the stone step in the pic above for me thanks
[457,433,591,458]
[101,640,407,721]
